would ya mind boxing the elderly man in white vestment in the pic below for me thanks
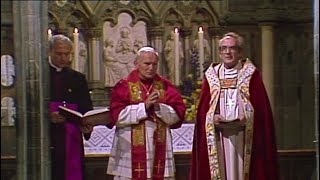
[107,46,186,180]
[190,32,279,180]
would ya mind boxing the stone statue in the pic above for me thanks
[133,38,144,54]
[115,26,134,55]
[164,31,184,82]
[78,40,88,74]
[192,37,211,62]
[102,12,148,87]
[104,39,121,87]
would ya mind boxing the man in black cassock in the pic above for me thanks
[49,34,93,180]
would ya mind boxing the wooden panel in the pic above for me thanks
[84,153,192,180]
[278,149,316,180]
[1,150,317,180]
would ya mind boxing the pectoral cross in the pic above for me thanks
[226,100,236,110]
[134,163,145,178]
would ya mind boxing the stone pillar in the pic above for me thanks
[87,28,102,81]
[13,1,51,179]
[86,28,107,107]
[147,26,165,75]
[181,27,192,79]
[313,0,319,179]
[260,23,275,111]
[208,26,222,63]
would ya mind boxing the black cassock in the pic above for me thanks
[49,66,93,180]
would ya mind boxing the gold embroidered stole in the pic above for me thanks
[204,59,255,180]
[128,80,167,180]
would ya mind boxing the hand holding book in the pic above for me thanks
[58,106,110,126]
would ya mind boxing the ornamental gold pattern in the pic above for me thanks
[205,65,222,179]
[237,59,255,180]
[155,119,166,143]
[129,82,143,101]
[153,80,165,99]
[132,124,145,146]
[204,59,256,180]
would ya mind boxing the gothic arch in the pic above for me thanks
[66,10,90,29]
[99,8,152,31]
[48,12,59,30]
[161,8,184,27]
[190,8,216,27]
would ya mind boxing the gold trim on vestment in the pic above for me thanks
[129,79,167,149]
[153,80,165,99]
[129,82,143,102]
[132,122,145,146]
[204,59,256,180]
[220,78,237,89]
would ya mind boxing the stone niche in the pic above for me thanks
[103,12,147,87]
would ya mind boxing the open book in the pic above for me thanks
[58,106,110,126]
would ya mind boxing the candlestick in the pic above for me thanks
[198,27,204,78]
[174,28,180,86]
[73,28,79,71]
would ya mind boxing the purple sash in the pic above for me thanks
[49,101,83,180]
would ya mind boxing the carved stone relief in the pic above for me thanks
[1,55,15,87]
[1,97,15,126]
[78,38,88,75]
[103,12,147,87]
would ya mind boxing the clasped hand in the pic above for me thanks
[145,91,160,111]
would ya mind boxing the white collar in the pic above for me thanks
[49,57,62,72]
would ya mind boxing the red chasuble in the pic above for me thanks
[109,69,186,179]
[190,63,279,180]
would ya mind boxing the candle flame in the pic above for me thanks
[74,28,78,34]
[199,27,203,33]
[174,28,178,33]
[48,29,52,35]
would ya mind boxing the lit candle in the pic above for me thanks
[48,28,52,41]
[198,27,204,78]
[48,29,52,61]
[73,28,79,71]
[174,28,180,86]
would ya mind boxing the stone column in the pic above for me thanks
[13,1,51,179]
[208,26,222,63]
[181,27,192,80]
[86,28,107,106]
[260,23,275,111]
[313,1,319,179]
[147,26,164,75]
[87,28,102,81]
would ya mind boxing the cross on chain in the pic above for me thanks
[226,89,237,110]
[226,99,237,109]
[134,163,145,178]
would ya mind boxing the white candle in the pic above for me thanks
[198,27,204,78]
[73,28,79,71]
[174,28,180,86]
[48,29,52,61]
[48,28,52,41]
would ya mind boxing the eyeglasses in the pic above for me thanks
[219,46,240,53]
[54,52,71,58]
